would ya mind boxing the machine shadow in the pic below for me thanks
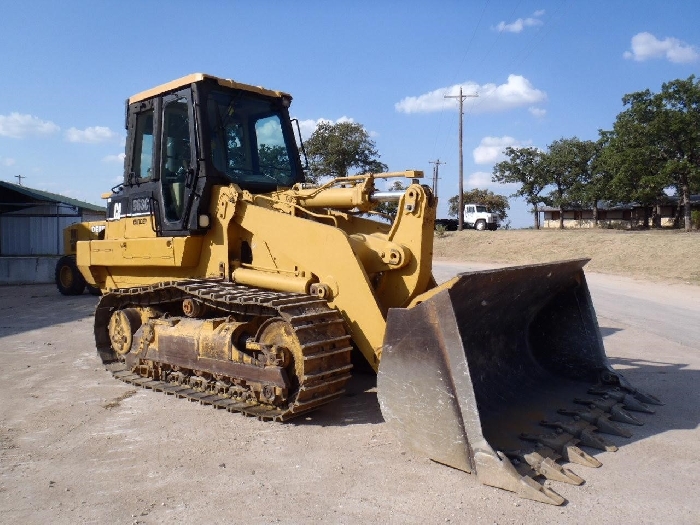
[604,357,699,437]
[599,326,623,337]
[0,284,98,339]
[295,355,698,459]
[293,372,384,427]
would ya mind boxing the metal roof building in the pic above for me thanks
[0,181,106,256]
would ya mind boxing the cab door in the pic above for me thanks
[157,89,198,235]
[464,205,476,226]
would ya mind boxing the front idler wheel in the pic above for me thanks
[107,308,143,355]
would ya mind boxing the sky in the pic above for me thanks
[1,1,698,228]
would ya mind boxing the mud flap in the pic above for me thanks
[377,259,658,505]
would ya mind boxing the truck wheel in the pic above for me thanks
[475,220,486,231]
[55,256,86,296]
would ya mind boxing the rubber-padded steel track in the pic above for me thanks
[95,279,354,421]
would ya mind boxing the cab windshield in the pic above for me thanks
[206,89,299,190]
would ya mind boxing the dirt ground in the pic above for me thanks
[434,228,700,284]
[1,247,699,523]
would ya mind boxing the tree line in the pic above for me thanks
[301,77,698,230]
[492,76,700,231]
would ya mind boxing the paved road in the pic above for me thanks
[433,259,700,348]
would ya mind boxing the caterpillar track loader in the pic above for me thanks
[77,73,661,505]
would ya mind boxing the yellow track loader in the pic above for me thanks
[76,73,660,505]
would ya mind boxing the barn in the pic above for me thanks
[0,180,106,284]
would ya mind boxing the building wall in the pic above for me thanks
[541,200,697,229]
[0,256,60,284]
[0,203,82,256]
[542,206,671,229]
[542,218,635,229]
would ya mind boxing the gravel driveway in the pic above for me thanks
[1,277,698,524]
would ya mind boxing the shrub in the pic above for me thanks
[435,224,448,237]
[692,210,700,230]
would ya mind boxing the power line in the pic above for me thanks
[444,87,478,231]
[428,159,445,196]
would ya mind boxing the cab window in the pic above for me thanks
[161,97,190,222]
[132,110,154,181]
[206,89,298,191]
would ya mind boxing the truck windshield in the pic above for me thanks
[206,89,299,190]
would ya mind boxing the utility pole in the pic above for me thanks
[15,174,25,186]
[445,87,478,230]
[428,159,445,196]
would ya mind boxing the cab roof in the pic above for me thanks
[128,73,291,104]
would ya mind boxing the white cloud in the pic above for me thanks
[1,157,16,167]
[623,32,699,64]
[294,116,354,140]
[0,112,60,138]
[102,153,126,163]
[473,136,530,165]
[494,10,544,33]
[65,126,118,143]
[465,171,495,188]
[528,107,547,118]
[396,75,546,115]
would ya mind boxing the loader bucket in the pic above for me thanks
[377,259,658,505]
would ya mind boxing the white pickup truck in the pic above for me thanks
[463,204,499,231]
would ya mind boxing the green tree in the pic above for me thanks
[566,138,611,227]
[654,76,700,230]
[447,188,510,222]
[600,76,700,230]
[545,137,599,229]
[492,147,550,229]
[304,122,388,183]
[598,97,671,228]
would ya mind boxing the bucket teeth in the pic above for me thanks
[588,387,655,413]
[520,432,602,468]
[595,373,663,406]
[505,450,584,485]
[517,474,566,506]
[629,388,664,406]
[558,408,632,438]
[531,445,563,463]
[540,420,617,452]
[574,397,644,426]
[476,452,566,505]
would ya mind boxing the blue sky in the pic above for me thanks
[1,1,698,228]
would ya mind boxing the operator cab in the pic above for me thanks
[108,73,305,236]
